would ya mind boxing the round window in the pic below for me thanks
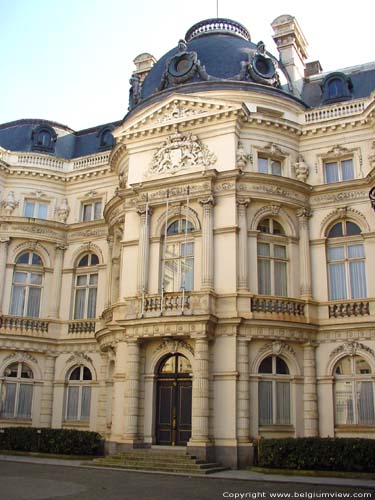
[168,55,194,77]
[253,55,275,79]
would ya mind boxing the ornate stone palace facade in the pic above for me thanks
[1,16,375,468]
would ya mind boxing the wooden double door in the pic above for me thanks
[156,354,192,446]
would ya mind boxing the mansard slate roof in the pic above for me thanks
[1,18,375,158]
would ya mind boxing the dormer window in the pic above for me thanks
[31,125,57,153]
[321,72,353,104]
[97,127,115,151]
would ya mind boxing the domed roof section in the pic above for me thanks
[138,18,291,106]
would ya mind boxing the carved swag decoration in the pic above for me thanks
[149,132,216,175]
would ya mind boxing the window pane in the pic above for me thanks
[69,367,81,380]
[32,253,42,266]
[27,287,41,317]
[258,259,271,295]
[349,261,367,299]
[257,243,270,257]
[165,243,179,259]
[20,364,33,379]
[10,286,25,316]
[329,262,347,300]
[5,364,19,377]
[334,357,352,376]
[1,383,16,418]
[94,202,102,220]
[89,274,98,285]
[78,255,89,267]
[74,289,86,319]
[259,381,273,425]
[167,221,179,235]
[181,242,194,257]
[276,381,290,424]
[357,381,375,425]
[258,219,270,234]
[259,356,273,374]
[335,381,354,424]
[274,245,286,259]
[30,273,42,285]
[76,275,87,286]
[346,222,361,236]
[341,160,354,181]
[67,386,79,420]
[24,202,35,217]
[328,223,343,238]
[16,253,30,265]
[87,288,97,318]
[325,162,339,183]
[83,367,92,380]
[37,203,48,219]
[272,220,285,236]
[328,246,345,261]
[274,261,287,296]
[81,387,91,420]
[276,357,289,375]
[17,384,33,418]
[14,272,27,284]
[271,160,281,176]
[258,157,268,174]
[182,258,194,291]
[82,205,92,221]
[181,219,194,233]
[348,244,364,259]
[90,254,99,266]
[355,357,371,375]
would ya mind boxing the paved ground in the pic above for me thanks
[0,460,374,500]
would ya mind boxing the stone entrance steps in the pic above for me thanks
[91,448,228,474]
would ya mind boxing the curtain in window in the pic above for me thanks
[74,289,86,319]
[325,162,339,183]
[335,381,354,424]
[18,384,33,418]
[94,202,102,220]
[358,381,375,424]
[341,160,354,181]
[67,386,79,420]
[259,381,272,425]
[10,286,25,316]
[27,288,41,317]
[274,261,287,296]
[349,261,366,299]
[87,288,97,318]
[1,382,16,418]
[276,381,291,424]
[328,263,347,300]
[258,243,271,295]
[81,386,91,420]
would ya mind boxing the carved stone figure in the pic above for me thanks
[236,142,250,170]
[3,191,18,215]
[295,155,309,182]
[56,198,70,223]
[128,73,141,110]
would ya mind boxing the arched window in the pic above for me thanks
[328,78,344,98]
[258,355,291,426]
[0,362,34,419]
[31,125,57,153]
[10,252,43,317]
[65,365,92,421]
[162,218,194,292]
[334,356,375,425]
[73,253,99,319]
[321,72,353,104]
[257,218,288,296]
[327,221,367,300]
[97,127,115,151]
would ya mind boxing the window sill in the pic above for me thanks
[259,425,294,432]
[335,425,375,432]
[62,421,89,428]
[0,418,32,424]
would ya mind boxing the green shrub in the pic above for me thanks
[256,437,375,472]
[0,427,103,456]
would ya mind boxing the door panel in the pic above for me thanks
[176,381,192,445]
[156,382,173,444]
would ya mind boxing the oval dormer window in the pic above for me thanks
[31,125,57,153]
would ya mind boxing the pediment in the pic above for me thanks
[114,94,246,138]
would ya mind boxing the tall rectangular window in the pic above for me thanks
[258,157,282,176]
[24,201,48,219]
[81,201,102,221]
[324,159,354,183]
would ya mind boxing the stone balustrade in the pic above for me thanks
[328,301,370,318]
[0,315,49,334]
[251,296,305,316]
[305,100,366,124]
[68,320,96,334]
[144,293,190,313]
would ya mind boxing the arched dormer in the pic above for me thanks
[321,72,353,104]
[31,125,57,153]
[97,126,115,151]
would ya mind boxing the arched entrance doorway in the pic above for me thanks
[155,353,192,445]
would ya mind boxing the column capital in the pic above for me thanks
[137,205,153,219]
[236,197,251,208]
[303,340,319,349]
[0,237,11,245]
[199,196,215,208]
[55,244,67,253]
[296,207,313,220]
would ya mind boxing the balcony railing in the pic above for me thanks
[143,293,190,314]
[68,320,96,334]
[251,296,305,317]
[0,315,49,334]
[328,301,370,318]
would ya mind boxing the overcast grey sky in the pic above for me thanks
[1,0,373,130]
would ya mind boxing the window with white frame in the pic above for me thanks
[73,253,99,319]
[162,218,194,293]
[258,156,282,176]
[10,252,43,318]
[324,158,354,183]
[334,355,375,425]
[81,200,102,221]
[0,362,34,419]
[258,355,291,426]
[327,221,367,300]
[24,200,48,219]
[65,365,92,421]
[257,219,288,296]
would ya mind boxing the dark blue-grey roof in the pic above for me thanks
[0,119,121,159]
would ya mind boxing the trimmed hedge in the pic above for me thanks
[256,437,375,472]
[0,427,103,456]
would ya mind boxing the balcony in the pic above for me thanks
[143,292,191,315]
[0,315,49,335]
[68,320,96,334]
[251,296,306,321]
[328,300,370,318]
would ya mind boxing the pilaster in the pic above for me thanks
[297,208,313,300]
[303,341,319,437]
[137,205,152,295]
[237,199,250,291]
[199,197,215,290]
[48,245,66,319]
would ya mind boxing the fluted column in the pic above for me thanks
[137,205,152,294]
[105,236,114,309]
[303,342,319,436]
[0,238,10,314]
[191,336,210,443]
[39,355,56,427]
[199,197,215,290]
[237,199,250,290]
[124,338,141,443]
[297,208,313,300]
[48,245,66,318]
[237,338,250,443]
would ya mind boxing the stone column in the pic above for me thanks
[237,338,250,441]
[0,238,10,314]
[199,197,215,290]
[237,199,250,290]
[124,338,141,444]
[137,205,152,295]
[303,342,319,437]
[39,355,56,427]
[97,352,109,433]
[297,208,313,300]
[48,245,66,319]
[190,336,211,458]
[110,342,127,448]
[105,237,114,309]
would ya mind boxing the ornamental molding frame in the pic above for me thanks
[12,241,51,267]
[147,131,216,177]
[329,341,375,359]
[154,339,194,356]
[3,351,38,365]
[319,206,370,238]
[66,352,93,365]
[71,242,104,266]
[252,340,301,376]
[250,204,298,237]
[155,205,201,236]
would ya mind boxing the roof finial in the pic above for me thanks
[216,0,219,18]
